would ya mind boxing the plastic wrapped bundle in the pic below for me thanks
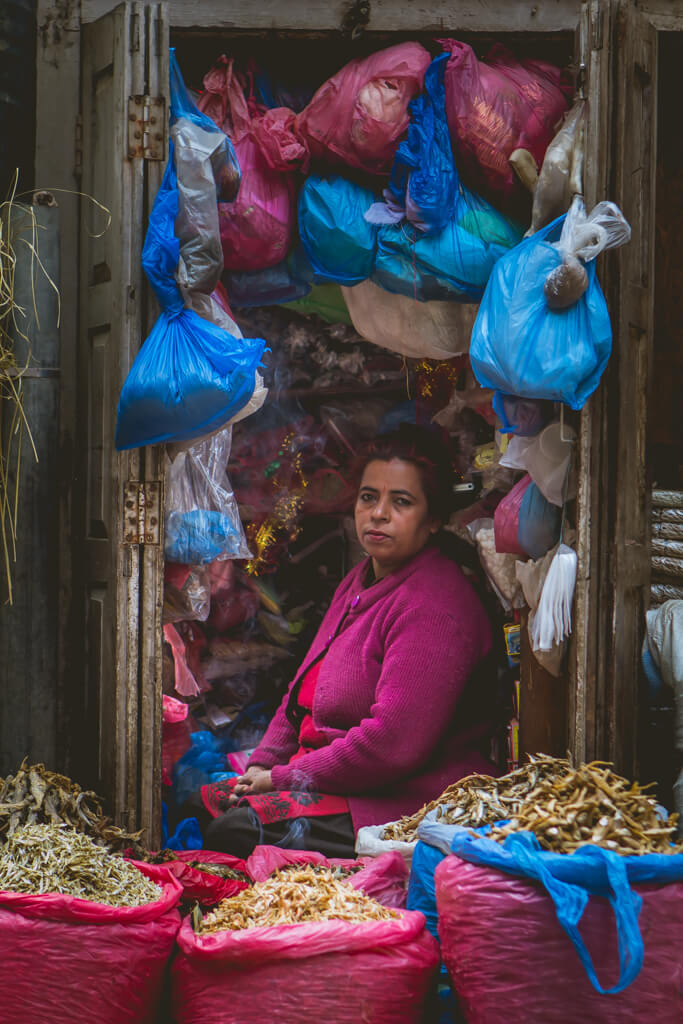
[296,42,430,175]
[298,175,377,284]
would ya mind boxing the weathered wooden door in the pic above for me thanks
[79,1,168,839]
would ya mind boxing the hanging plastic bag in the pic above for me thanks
[171,908,438,1024]
[439,40,571,219]
[494,392,552,437]
[115,57,266,450]
[298,175,378,284]
[517,481,562,560]
[198,56,297,271]
[245,847,408,909]
[468,517,525,611]
[529,100,585,235]
[544,196,631,308]
[437,829,683,1016]
[0,863,182,1024]
[529,543,578,651]
[296,42,430,175]
[342,279,477,359]
[493,476,531,556]
[469,214,613,409]
[500,421,576,507]
[163,564,211,623]
[165,428,251,565]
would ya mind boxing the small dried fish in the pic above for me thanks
[276,862,363,881]
[0,761,145,854]
[0,824,162,906]
[198,866,397,934]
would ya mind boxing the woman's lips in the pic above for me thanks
[364,530,391,542]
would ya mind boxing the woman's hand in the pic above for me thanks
[228,766,273,803]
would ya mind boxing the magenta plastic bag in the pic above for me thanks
[440,40,571,218]
[493,474,532,556]
[157,850,250,905]
[435,854,683,1024]
[0,863,182,1024]
[199,57,297,271]
[172,908,439,1024]
[245,846,408,908]
[296,42,430,175]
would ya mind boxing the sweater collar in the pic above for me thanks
[345,543,442,613]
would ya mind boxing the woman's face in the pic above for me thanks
[355,458,439,579]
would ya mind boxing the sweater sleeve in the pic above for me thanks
[246,684,299,770]
[270,603,489,795]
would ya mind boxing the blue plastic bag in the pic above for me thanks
[517,481,562,559]
[298,176,378,284]
[470,215,613,409]
[448,826,683,994]
[224,250,312,307]
[115,53,266,450]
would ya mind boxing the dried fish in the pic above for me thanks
[0,824,162,906]
[0,761,145,854]
[198,866,397,934]
[276,862,363,881]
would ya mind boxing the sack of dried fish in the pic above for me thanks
[436,853,683,1023]
[355,821,418,867]
[172,867,439,1024]
[140,848,251,905]
[246,845,408,908]
[0,760,145,854]
[0,826,182,1024]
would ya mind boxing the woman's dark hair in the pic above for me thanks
[357,423,455,524]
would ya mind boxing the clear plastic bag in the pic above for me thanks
[499,422,576,507]
[529,100,585,235]
[165,428,251,565]
[172,118,226,296]
[529,542,578,651]
[544,196,631,308]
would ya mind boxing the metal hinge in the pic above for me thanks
[123,482,162,544]
[127,95,166,161]
[74,114,83,179]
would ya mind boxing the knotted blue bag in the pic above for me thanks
[469,214,613,409]
[115,53,266,449]
[298,176,377,284]
[447,825,683,994]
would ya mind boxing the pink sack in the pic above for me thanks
[440,40,571,218]
[0,863,182,1024]
[198,57,296,271]
[493,473,532,556]
[171,908,439,1024]
[245,845,408,908]
[296,42,430,175]
[435,855,683,1024]
[158,850,250,905]
[162,694,192,786]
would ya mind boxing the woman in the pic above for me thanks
[194,426,497,857]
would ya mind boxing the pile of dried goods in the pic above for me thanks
[198,865,398,933]
[383,754,569,842]
[276,862,363,881]
[0,761,144,853]
[0,824,162,906]
[488,760,683,855]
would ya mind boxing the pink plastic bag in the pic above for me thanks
[158,850,250,905]
[198,57,296,271]
[0,863,182,1024]
[172,908,439,1024]
[207,559,260,633]
[162,694,192,786]
[296,42,430,175]
[440,40,571,218]
[435,855,683,1024]
[493,473,532,556]
[245,846,408,908]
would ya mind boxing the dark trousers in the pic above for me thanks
[176,791,356,859]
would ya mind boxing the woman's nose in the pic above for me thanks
[371,496,390,520]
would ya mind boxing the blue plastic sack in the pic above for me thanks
[470,215,613,409]
[408,840,447,943]
[493,392,552,437]
[448,826,683,994]
[517,480,561,559]
[298,176,378,284]
[115,54,266,450]
[165,510,245,565]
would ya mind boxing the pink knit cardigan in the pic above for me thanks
[248,544,496,831]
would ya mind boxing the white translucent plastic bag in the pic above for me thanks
[500,422,576,507]
[165,427,251,565]
[355,824,417,869]
[341,279,477,360]
[529,542,578,652]
[528,100,585,235]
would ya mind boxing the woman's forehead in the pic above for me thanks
[359,458,425,493]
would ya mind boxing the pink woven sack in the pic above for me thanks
[440,40,571,218]
[296,42,430,175]
[171,908,439,1024]
[198,57,296,271]
[435,854,683,1024]
[493,473,532,555]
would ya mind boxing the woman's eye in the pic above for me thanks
[359,492,373,503]
[395,497,410,507]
